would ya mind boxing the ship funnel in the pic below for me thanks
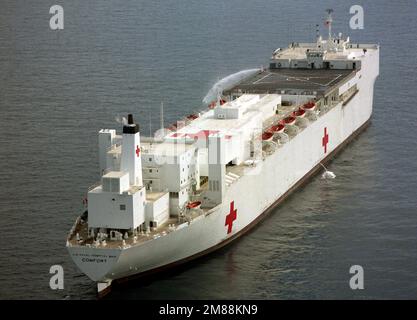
[123,114,139,134]
[121,113,143,186]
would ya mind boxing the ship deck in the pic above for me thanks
[224,68,355,97]
[67,209,210,249]
[67,188,214,249]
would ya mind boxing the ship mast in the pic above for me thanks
[160,101,164,131]
[325,9,333,41]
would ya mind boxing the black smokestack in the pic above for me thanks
[123,114,139,134]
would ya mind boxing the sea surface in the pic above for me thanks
[0,0,416,299]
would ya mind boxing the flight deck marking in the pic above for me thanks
[323,73,343,86]
[253,73,272,84]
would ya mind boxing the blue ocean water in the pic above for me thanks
[0,0,416,299]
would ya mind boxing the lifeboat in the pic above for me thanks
[262,131,274,141]
[186,114,199,120]
[208,99,226,108]
[268,124,285,133]
[283,116,296,125]
[292,108,306,118]
[186,201,202,209]
[302,101,316,111]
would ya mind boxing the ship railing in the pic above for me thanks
[347,43,378,50]
[67,216,81,240]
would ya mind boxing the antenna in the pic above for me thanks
[315,24,320,41]
[325,9,334,41]
[149,109,152,137]
[160,101,164,130]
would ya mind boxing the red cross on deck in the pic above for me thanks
[322,127,329,153]
[225,201,237,234]
[136,145,140,157]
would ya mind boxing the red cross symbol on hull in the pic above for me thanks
[225,201,237,234]
[322,127,329,153]
[136,145,140,157]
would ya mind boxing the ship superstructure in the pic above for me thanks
[67,11,379,295]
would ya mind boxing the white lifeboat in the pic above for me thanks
[186,201,202,210]
[268,123,285,133]
[283,116,296,126]
[302,101,316,111]
[262,131,274,141]
[292,108,306,118]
